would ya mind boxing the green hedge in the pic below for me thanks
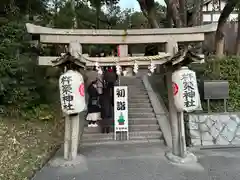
[149,56,240,112]
[190,56,240,112]
[149,57,240,146]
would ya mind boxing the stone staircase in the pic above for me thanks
[81,76,164,146]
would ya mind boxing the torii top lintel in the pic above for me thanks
[25,23,217,44]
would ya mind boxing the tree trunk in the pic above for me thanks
[166,5,173,28]
[192,0,202,26]
[137,0,159,28]
[235,11,240,55]
[96,6,100,29]
[70,0,77,28]
[165,0,183,27]
[148,7,160,28]
[215,0,238,57]
[179,0,187,26]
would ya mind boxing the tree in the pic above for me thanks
[215,0,239,57]
[102,3,123,28]
[130,11,148,28]
[0,0,49,25]
[191,0,202,26]
[88,0,119,28]
[235,3,240,55]
[137,0,159,28]
[137,0,202,28]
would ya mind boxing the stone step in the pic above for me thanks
[125,83,145,88]
[129,117,158,125]
[120,79,142,81]
[121,78,142,81]
[128,93,149,97]
[130,124,159,131]
[129,112,155,118]
[81,139,164,147]
[128,107,153,113]
[128,103,152,108]
[128,91,148,95]
[127,88,147,92]
[125,85,146,91]
[120,80,142,83]
[84,124,159,134]
[128,96,149,100]
[85,117,158,125]
[129,99,150,103]
[121,83,144,87]
[128,92,148,96]
[82,131,163,143]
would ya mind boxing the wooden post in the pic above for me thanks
[63,42,83,160]
[166,70,180,156]
[165,41,180,156]
[64,98,81,161]
[178,112,186,157]
[70,114,80,159]
[64,114,71,159]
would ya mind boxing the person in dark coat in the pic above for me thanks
[86,80,101,127]
[103,67,118,106]
[100,86,113,133]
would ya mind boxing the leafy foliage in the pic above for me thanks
[196,56,240,112]
[150,56,240,113]
[0,21,58,117]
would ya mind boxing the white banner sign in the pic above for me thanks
[172,66,201,112]
[59,70,86,115]
[114,86,128,132]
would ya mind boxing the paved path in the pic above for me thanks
[32,143,240,180]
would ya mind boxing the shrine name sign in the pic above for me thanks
[59,70,86,115]
[172,66,201,112]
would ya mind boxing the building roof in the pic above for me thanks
[187,0,225,11]
[203,0,228,5]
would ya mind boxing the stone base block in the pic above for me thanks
[165,151,197,164]
[49,154,87,168]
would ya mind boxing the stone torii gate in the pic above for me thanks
[25,23,217,162]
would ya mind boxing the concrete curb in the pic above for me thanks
[142,75,172,148]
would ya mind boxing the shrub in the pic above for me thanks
[0,21,59,118]
[190,56,240,112]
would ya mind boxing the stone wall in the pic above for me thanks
[189,113,240,146]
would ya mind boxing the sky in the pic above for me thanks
[119,0,166,11]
